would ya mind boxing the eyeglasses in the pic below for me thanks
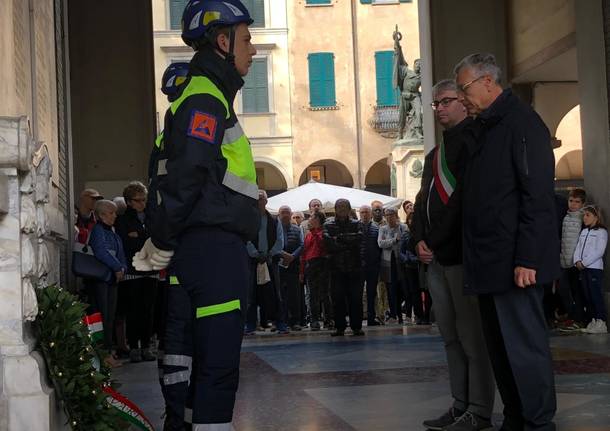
[431,97,458,110]
[456,75,485,93]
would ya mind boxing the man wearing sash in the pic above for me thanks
[412,79,495,431]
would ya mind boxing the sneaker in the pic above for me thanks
[104,355,123,368]
[352,329,365,336]
[386,317,398,325]
[444,411,493,431]
[141,348,156,362]
[330,330,345,337]
[422,408,463,430]
[291,325,302,331]
[582,319,597,332]
[129,349,142,363]
[586,319,608,334]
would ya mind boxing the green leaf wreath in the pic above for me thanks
[34,285,128,430]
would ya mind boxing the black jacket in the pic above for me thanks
[323,217,362,273]
[462,89,560,295]
[411,117,472,265]
[360,221,381,268]
[150,46,259,250]
[115,207,155,276]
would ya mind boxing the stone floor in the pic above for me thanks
[115,325,610,430]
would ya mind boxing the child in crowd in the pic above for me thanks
[573,205,608,334]
[558,189,587,330]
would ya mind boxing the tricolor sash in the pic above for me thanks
[432,140,456,205]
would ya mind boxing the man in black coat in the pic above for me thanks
[324,199,364,336]
[455,53,559,431]
[412,80,495,431]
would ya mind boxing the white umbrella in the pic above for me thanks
[266,180,403,214]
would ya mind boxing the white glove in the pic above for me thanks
[133,238,174,271]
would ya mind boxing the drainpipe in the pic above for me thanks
[350,0,364,188]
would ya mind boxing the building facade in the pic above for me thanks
[152,0,420,198]
[152,0,295,195]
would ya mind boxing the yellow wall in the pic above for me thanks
[152,0,295,189]
[508,0,575,65]
[356,1,420,178]
[289,0,418,187]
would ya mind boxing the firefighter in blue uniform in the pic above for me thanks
[134,1,259,430]
[147,61,195,431]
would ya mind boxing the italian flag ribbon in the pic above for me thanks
[83,313,104,343]
[103,386,154,431]
[432,140,456,205]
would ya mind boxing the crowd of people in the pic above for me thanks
[68,5,610,426]
[243,192,432,337]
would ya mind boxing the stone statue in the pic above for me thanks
[393,26,423,141]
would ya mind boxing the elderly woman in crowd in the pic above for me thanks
[378,207,409,324]
[115,181,158,363]
[88,199,127,368]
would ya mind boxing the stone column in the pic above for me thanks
[576,0,610,309]
[0,117,63,431]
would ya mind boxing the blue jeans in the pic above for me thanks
[580,268,607,321]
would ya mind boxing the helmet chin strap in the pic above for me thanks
[213,26,237,66]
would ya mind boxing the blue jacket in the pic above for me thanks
[360,220,381,268]
[400,230,419,267]
[90,222,127,282]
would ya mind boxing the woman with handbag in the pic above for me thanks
[115,182,159,362]
[88,199,127,368]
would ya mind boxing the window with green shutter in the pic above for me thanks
[242,58,269,113]
[375,51,399,107]
[169,0,188,30]
[242,0,265,28]
[360,0,412,4]
[308,53,336,108]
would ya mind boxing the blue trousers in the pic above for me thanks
[174,227,249,425]
[158,275,193,430]
[580,268,607,321]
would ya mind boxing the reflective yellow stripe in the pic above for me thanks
[196,299,240,318]
[222,171,259,200]
[155,131,164,149]
[169,276,180,285]
[220,134,257,197]
[170,76,230,119]
[169,76,257,199]
[222,122,244,144]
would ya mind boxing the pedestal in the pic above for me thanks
[391,137,426,202]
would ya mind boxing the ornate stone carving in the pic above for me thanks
[21,235,36,278]
[22,278,38,322]
[33,144,52,204]
[36,204,48,237]
[409,158,423,178]
[36,239,50,278]
[0,116,33,171]
[393,27,422,142]
[20,195,36,234]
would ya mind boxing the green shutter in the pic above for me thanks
[170,0,188,30]
[375,51,398,107]
[242,58,269,113]
[243,0,265,27]
[308,53,336,107]
[360,0,372,4]
[307,0,332,4]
